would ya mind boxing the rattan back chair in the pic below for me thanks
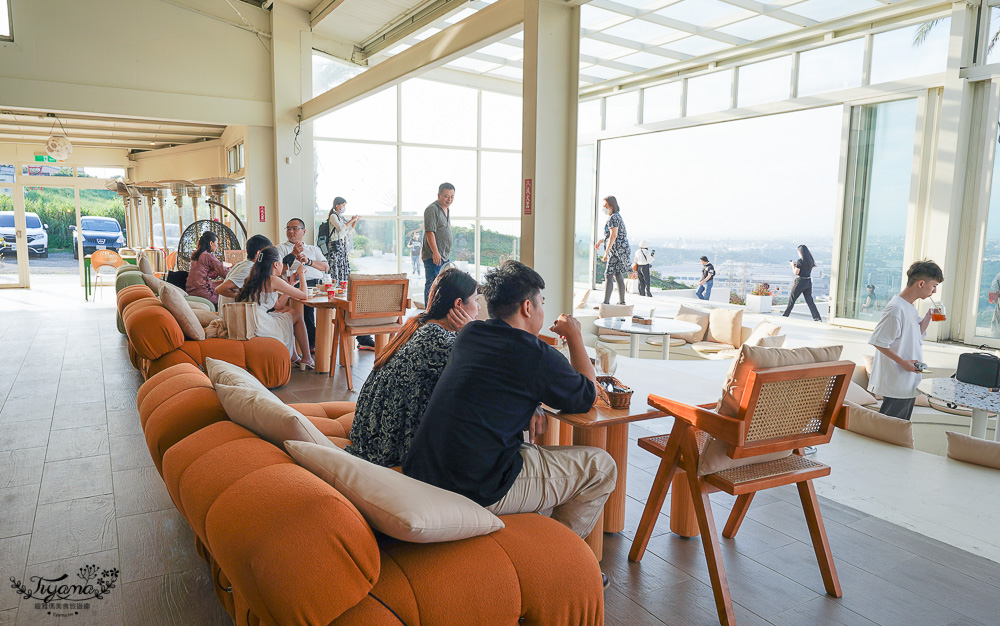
[628,360,853,626]
[331,273,410,390]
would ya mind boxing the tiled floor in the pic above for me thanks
[1,278,998,624]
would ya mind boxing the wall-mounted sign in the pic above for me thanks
[34,155,57,162]
[523,178,533,216]
[259,206,266,222]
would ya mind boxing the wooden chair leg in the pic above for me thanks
[374,333,388,356]
[329,319,342,377]
[342,330,354,391]
[683,435,735,626]
[797,480,841,598]
[629,421,685,562]
[723,493,755,539]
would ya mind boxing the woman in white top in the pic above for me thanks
[318,196,360,283]
[236,246,314,368]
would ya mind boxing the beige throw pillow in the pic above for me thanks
[745,321,782,348]
[142,273,166,294]
[205,357,268,393]
[674,304,709,343]
[946,431,1000,469]
[159,283,205,341]
[138,254,154,275]
[598,303,634,319]
[844,401,914,448]
[705,308,743,347]
[215,384,335,450]
[187,300,213,312]
[755,335,786,348]
[285,440,505,543]
[193,309,220,328]
[846,381,878,406]
[700,344,845,476]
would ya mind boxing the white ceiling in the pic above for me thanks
[302,0,900,89]
[0,108,227,151]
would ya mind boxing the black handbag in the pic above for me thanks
[166,270,188,290]
[955,352,1000,388]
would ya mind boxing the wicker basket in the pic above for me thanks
[596,376,633,409]
[631,315,652,325]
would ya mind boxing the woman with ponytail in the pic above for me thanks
[346,268,478,466]
[186,231,228,306]
[236,246,315,368]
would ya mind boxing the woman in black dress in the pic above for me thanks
[346,269,479,467]
[782,244,822,322]
[595,196,631,305]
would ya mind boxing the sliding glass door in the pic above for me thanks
[837,98,918,322]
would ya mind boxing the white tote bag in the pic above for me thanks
[221,302,258,340]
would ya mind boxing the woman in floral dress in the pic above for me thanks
[595,195,631,305]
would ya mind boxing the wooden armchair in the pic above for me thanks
[628,360,853,625]
[331,273,410,390]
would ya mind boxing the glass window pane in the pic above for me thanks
[0,163,13,183]
[0,0,9,38]
[76,166,126,179]
[478,220,521,276]
[350,219,400,275]
[481,91,521,150]
[312,51,364,98]
[579,100,602,136]
[686,70,733,116]
[642,82,682,124]
[870,19,950,85]
[401,79,477,147]
[737,56,792,108]
[797,39,865,97]
[480,152,521,218]
[974,124,1000,338]
[314,87,397,142]
[401,147,476,217]
[22,164,73,177]
[604,91,638,130]
[314,142,397,237]
[23,187,72,260]
[837,99,918,321]
[449,219,477,274]
[989,9,1000,65]
[0,183,13,284]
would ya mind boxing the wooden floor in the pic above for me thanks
[1,291,998,625]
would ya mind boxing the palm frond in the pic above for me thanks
[913,19,943,47]
[989,27,1000,54]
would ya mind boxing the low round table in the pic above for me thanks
[917,377,1000,441]
[594,317,701,360]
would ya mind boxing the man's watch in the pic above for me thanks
[306,259,313,267]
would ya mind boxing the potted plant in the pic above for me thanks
[746,282,774,314]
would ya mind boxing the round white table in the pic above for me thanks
[917,377,1000,440]
[594,317,702,360]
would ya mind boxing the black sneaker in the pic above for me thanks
[602,572,610,590]
[356,335,375,347]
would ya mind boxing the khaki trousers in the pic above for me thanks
[486,444,617,539]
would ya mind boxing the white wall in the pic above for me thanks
[131,142,224,182]
[0,0,273,126]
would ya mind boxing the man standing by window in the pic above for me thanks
[277,218,329,353]
[696,255,715,300]
[421,183,454,305]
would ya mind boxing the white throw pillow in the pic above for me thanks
[744,321,782,348]
[673,304,709,343]
[844,401,914,448]
[205,357,268,393]
[158,283,205,341]
[845,381,878,407]
[215,384,335,450]
[705,308,744,347]
[285,440,505,543]
[946,431,1000,469]
[138,254,154,275]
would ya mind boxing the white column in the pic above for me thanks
[520,0,580,320]
[920,2,978,341]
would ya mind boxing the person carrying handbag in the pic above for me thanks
[632,241,653,297]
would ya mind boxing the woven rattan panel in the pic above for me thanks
[711,454,826,485]
[355,283,404,314]
[745,376,835,442]
[641,431,709,456]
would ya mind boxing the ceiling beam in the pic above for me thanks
[359,0,473,59]
[0,120,222,139]
[310,0,348,29]
[301,0,523,122]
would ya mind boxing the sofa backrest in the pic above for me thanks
[123,298,185,360]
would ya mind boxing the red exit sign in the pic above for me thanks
[259,206,265,222]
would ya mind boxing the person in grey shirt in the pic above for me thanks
[421,182,454,304]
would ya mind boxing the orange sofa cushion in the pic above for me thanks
[149,337,291,388]
[117,284,155,313]
[124,299,185,361]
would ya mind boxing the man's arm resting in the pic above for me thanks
[215,280,239,298]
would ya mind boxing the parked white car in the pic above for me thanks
[0,211,48,258]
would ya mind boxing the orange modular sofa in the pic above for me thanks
[138,364,605,625]
[116,284,290,388]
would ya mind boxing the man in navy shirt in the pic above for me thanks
[403,261,616,542]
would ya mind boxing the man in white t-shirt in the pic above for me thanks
[215,234,272,307]
[276,218,329,351]
[632,241,654,297]
[868,260,944,420]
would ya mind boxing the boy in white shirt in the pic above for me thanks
[868,260,944,420]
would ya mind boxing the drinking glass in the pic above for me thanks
[930,302,946,322]
[594,342,617,377]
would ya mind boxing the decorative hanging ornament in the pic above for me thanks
[45,115,73,161]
